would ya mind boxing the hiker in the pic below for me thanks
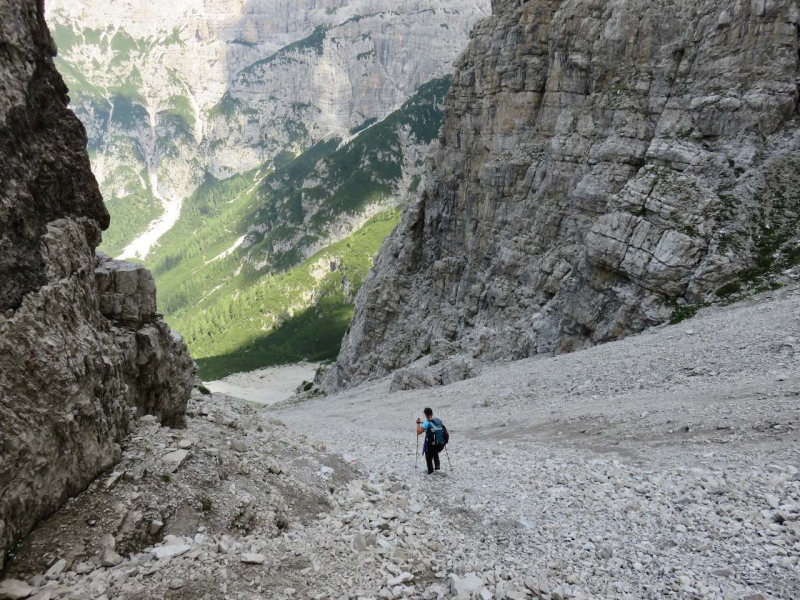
[416,407,448,474]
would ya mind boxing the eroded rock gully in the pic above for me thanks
[0,0,194,570]
[327,0,800,391]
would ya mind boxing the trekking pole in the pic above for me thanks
[444,445,452,470]
[414,427,419,470]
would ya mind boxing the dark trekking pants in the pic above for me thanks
[425,444,441,474]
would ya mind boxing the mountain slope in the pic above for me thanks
[46,0,489,258]
[326,0,800,391]
[148,77,451,378]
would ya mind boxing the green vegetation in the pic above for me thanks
[670,303,701,325]
[728,157,800,287]
[146,167,268,314]
[54,57,109,104]
[240,26,328,76]
[83,28,104,44]
[161,96,196,130]
[284,118,309,144]
[111,94,149,128]
[143,77,450,378]
[50,24,82,54]
[230,38,257,47]
[273,150,297,169]
[102,185,163,257]
[207,92,247,121]
[108,66,146,105]
[182,209,400,380]
[163,27,184,47]
[109,29,143,63]
[714,281,742,297]
[281,25,327,56]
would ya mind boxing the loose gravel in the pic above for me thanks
[275,285,800,600]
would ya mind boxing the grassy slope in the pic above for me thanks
[147,78,449,378]
[237,75,451,276]
[186,210,400,380]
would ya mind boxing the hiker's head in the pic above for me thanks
[423,407,433,419]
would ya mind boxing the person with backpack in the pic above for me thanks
[416,407,448,474]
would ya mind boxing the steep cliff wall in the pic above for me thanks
[326,0,800,390]
[0,0,194,569]
[45,0,490,258]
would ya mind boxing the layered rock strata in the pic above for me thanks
[327,0,800,390]
[0,0,194,569]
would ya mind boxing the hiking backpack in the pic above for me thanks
[425,418,448,447]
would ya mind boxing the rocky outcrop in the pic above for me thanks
[326,0,800,391]
[0,0,194,569]
[389,357,482,392]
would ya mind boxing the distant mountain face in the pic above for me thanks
[152,77,453,379]
[45,0,488,377]
[46,0,489,258]
[325,0,800,392]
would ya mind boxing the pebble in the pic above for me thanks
[240,553,267,565]
[100,548,123,567]
[0,580,34,600]
[168,578,185,589]
[387,573,413,587]
[150,544,191,559]
[44,559,67,579]
[161,449,189,470]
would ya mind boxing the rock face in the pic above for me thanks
[326,0,800,390]
[45,0,490,258]
[0,0,194,570]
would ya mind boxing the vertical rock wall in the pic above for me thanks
[0,0,194,569]
[326,0,800,390]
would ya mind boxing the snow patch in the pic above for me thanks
[206,235,247,265]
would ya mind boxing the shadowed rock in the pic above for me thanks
[0,0,194,569]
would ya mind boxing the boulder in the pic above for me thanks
[450,573,484,597]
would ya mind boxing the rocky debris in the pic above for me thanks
[0,580,34,600]
[389,357,482,392]
[280,285,800,599]
[450,573,483,597]
[0,0,194,570]
[99,547,123,568]
[240,553,267,565]
[43,560,66,580]
[1,390,359,598]
[161,449,189,472]
[95,254,195,427]
[326,0,800,392]
[149,544,190,560]
[3,286,800,598]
